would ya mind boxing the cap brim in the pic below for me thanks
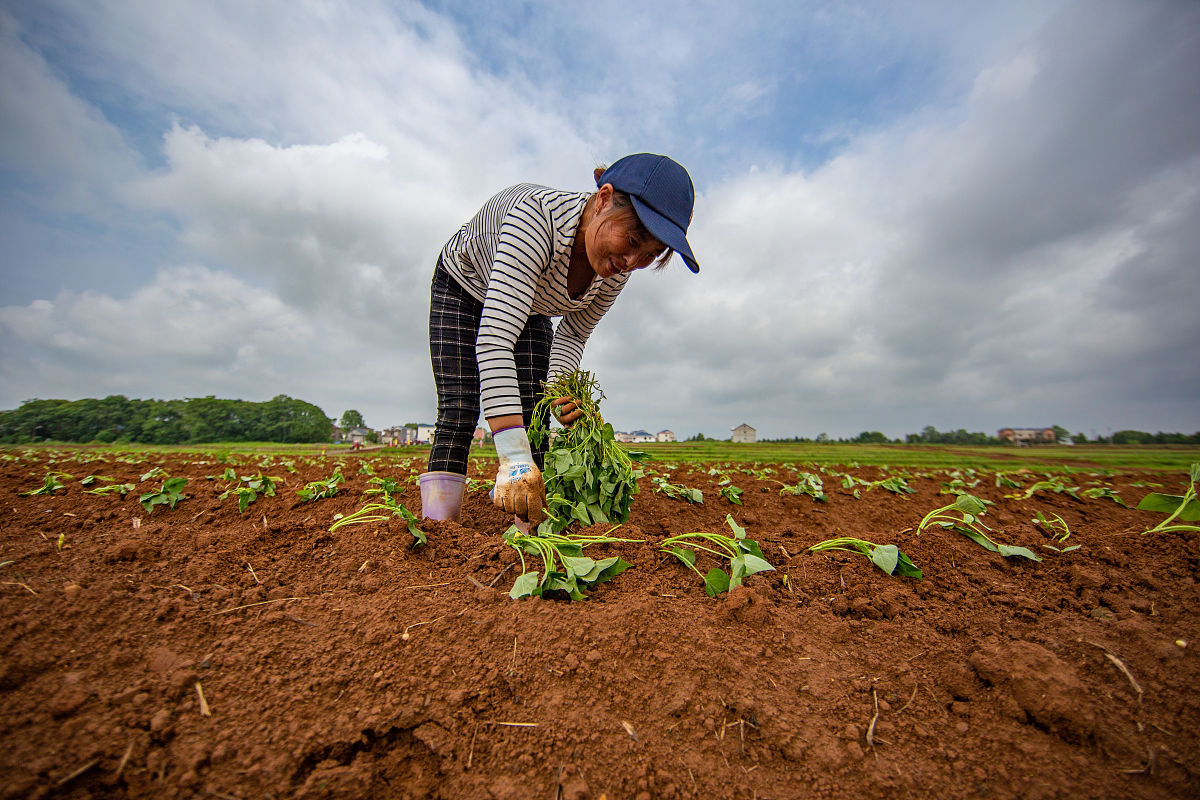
[631,195,699,273]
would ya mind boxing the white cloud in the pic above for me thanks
[1,0,1197,441]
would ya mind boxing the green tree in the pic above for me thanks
[340,409,365,430]
[1052,425,1070,443]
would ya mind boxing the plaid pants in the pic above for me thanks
[428,262,552,474]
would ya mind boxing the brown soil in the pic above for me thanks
[1,449,1197,800]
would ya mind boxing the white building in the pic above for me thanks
[731,423,757,444]
[416,423,437,444]
[656,430,676,442]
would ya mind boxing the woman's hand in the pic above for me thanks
[491,427,545,525]
[551,396,584,427]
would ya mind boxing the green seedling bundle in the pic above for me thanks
[529,370,640,533]
[661,515,775,597]
[503,525,638,600]
[808,537,923,579]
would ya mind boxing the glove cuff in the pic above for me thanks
[493,426,534,466]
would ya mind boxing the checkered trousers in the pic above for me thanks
[428,262,552,475]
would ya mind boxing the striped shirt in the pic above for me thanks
[438,184,630,419]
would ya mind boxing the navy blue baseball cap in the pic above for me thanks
[598,153,699,273]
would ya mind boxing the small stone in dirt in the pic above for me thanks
[563,653,580,671]
[63,582,82,601]
[150,708,171,735]
[585,649,602,663]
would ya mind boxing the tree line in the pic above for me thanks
[0,395,333,444]
[723,424,1200,445]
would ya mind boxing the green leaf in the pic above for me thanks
[666,546,697,567]
[894,552,923,580]
[509,571,540,599]
[955,526,999,552]
[725,515,747,540]
[560,555,597,579]
[997,544,1043,561]
[869,544,899,575]
[704,568,730,598]
[740,554,775,577]
[954,494,987,516]
[1137,492,1200,521]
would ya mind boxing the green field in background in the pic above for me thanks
[5,441,1196,472]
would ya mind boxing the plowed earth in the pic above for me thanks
[1,449,1197,800]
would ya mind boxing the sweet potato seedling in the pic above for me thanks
[297,468,344,502]
[1032,511,1080,553]
[20,471,72,496]
[918,494,1041,561]
[330,497,426,546]
[808,537,923,579]
[220,473,282,513]
[1136,463,1200,534]
[661,515,775,597]
[503,525,639,600]
[140,477,189,514]
[651,476,704,504]
[775,472,827,502]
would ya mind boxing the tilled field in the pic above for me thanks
[1,448,1197,799]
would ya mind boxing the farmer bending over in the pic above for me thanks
[419,153,700,526]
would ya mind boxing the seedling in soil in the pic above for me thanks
[1032,511,1080,553]
[466,476,495,494]
[297,468,345,502]
[502,525,639,600]
[140,467,169,482]
[864,475,916,495]
[1080,486,1128,507]
[85,480,134,498]
[718,478,744,505]
[776,472,827,502]
[651,476,704,504]
[808,537,923,579]
[529,370,640,532]
[661,515,775,597]
[1137,463,1200,534]
[220,474,282,513]
[140,477,189,514]
[363,476,402,498]
[994,472,1023,489]
[1008,475,1080,500]
[917,494,1041,561]
[330,497,426,547]
[20,471,72,496]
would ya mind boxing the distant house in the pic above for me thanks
[330,425,345,443]
[614,431,634,443]
[346,426,370,445]
[627,430,656,444]
[380,426,416,446]
[472,427,490,446]
[731,423,757,444]
[998,427,1056,445]
[656,430,676,443]
[415,423,437,444]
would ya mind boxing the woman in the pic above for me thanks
[419,153,700,526]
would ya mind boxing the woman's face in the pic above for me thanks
[585,185,666,279]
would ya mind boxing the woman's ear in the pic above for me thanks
[594,183,614,211]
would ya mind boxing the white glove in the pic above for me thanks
[492,427,545,524]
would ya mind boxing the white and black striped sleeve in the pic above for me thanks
[475,200,556,419]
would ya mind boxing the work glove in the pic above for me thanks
[550,396,584,427]
[492,427,545,525]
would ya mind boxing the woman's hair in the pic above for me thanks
[594,165,674,270]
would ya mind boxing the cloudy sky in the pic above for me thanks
[2,0,1198,441]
